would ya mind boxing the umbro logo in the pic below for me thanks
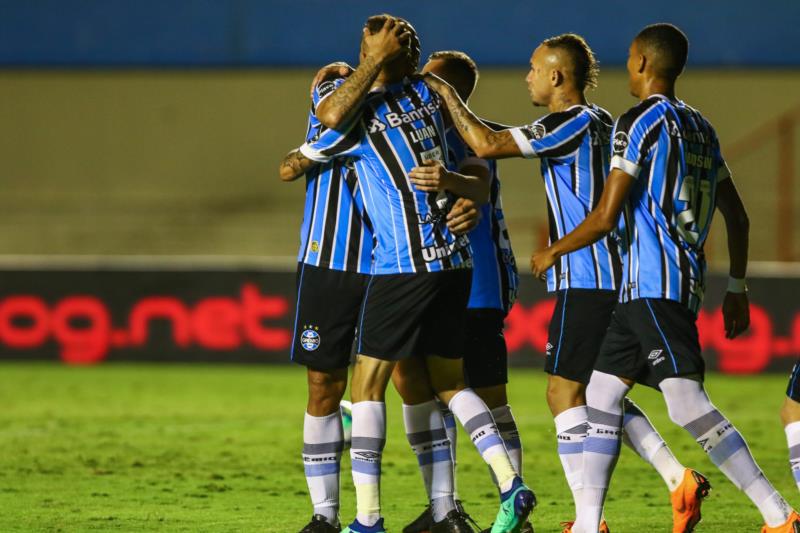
[354,451,381,460]
[648,349,665,366]
[368,118,386,133]
[545,342,554,355]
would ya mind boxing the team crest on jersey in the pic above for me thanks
[522,122,547,140]
[613,132,629,154]
[310,241,320,253]
[300,326,321,351]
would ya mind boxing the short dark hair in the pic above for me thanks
[365,14,421,73]
[635,23,689,79]
[541,33,599,91]
[427,50,479,100]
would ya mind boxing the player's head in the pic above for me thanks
[362,14,421,78]
[628,23,689,97]
[526,33,598,107]
[421,50,479,102]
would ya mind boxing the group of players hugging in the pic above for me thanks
[278,13,800,533]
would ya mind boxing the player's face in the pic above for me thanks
[526,46,551,106]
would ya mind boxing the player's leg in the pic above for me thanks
[641,298,797,531]
[467,309,523,484]
[391,358,459,529]
[570,302,642,533]
[344,354,395,532]
[424,270,534,533]
[544,288,617,531]
[292,265,367,532]
[780,362,800,494]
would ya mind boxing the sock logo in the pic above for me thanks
[353,451,381,460]
[648,349,665,366]
[300,325,321,351]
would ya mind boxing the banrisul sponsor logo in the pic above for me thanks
[383,101,439,128]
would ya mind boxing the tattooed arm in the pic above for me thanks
[279,148,317,182]
[424,73,521,160]
[315,18,411,129]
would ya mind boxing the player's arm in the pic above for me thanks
[278,148,317,182]
[315,19,412,129]
[715,175,750,338]
[446,197,482,235]
[424,73,521,159]
[531,168,634,277]
[409,160,490,204]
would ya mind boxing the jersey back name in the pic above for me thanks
[301,78,471,274]
[510,104,621,292]
[610,95,731,312]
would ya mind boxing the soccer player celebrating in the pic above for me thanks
[298,15,536,533]
[281,22,483,533]
[425,34,706,532]
[392,50,528,533]
[528,24,800,533]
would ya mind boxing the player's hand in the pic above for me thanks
[423,72,454,96]
[362,18,412,64]
[531,248,557,280]
[447,198,480,235]
[309,62,353,98]
[409,160,451,192]
[722,291,750,339]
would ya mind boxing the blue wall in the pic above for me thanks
[1,0,797,67]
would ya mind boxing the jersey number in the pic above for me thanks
[676,175,712,244]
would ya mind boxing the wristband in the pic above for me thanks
[727,277,747,293]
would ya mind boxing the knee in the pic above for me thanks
[781,398,800,426]
[585,371,629,411]
[393,374,434,405]
[476,385,508,410]
[546,376,585,415]
[307,370,347,415]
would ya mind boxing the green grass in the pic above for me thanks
[0,364,795,532]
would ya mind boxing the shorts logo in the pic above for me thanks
[545,342,554,355]
[648,349,665,366]
[300,326,321,351]
[613,131,630,154]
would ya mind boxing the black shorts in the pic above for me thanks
[290,263,369,371]
[357,269,472,360]
[786,361,800,402]
[545,288,618,384]
[595,298,705,389]
[463,308,508,388]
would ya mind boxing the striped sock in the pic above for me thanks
[403,401,456,522]
[785,421,800,492]
[492,405,523,476]
[302,411,343,526]
[448,389,517,492]
[622,398,685,491]
[683,409,790,527]
[439,401,459,500]
[350,401,386,527]
[554,406,587,514]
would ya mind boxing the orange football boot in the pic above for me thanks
[761,511,800,533]
[670,469,711,533]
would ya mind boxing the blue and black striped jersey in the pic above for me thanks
[300,77,472,275]
[446,126,518,314]
[610,94,731,313]
[296,78,373,274]
[510,104,621,292]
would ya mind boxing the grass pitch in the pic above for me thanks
[0,363,795,532]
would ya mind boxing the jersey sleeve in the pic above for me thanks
[711,128,732,183]
[300,119,362,163]
[312,77,346,107]
[610,104,662,178]
[508,111,589,160]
